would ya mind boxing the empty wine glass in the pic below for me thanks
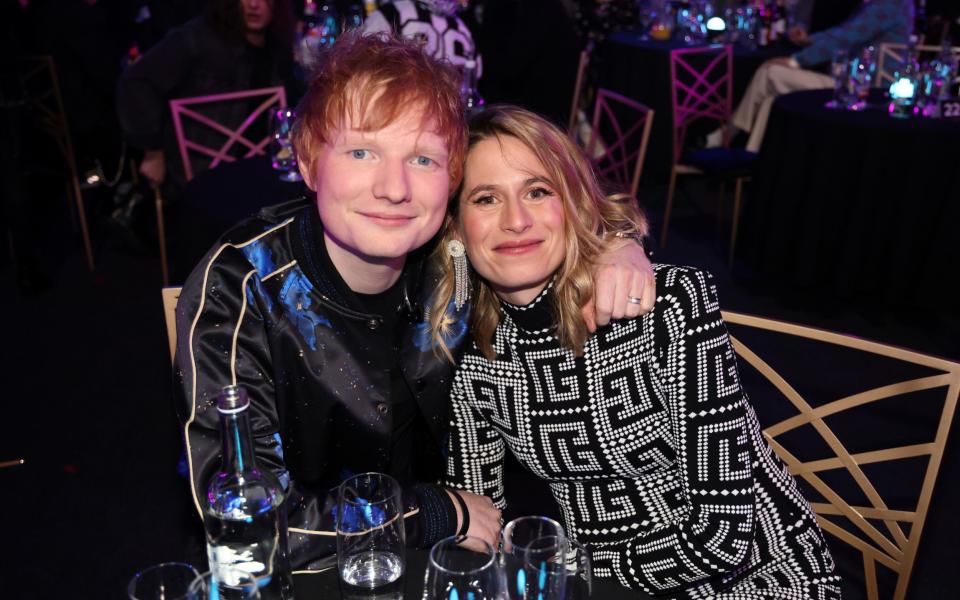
[849,46,877,110]
[268,107,302,182]
[502,516,566,600]
[523,535,567,600]
[826,49,851,109]
[422,536,502,600]
[337,472,406,600]
[128,562,200,600]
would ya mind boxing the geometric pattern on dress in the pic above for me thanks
[444,265,841,598]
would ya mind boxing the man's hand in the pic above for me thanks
[447,489,502,552]
[582,237,656,332]
[139,149,166,186]
[788,26,810,46]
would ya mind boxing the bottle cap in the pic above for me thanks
[217,385,250,414]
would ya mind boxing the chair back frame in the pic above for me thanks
[18,55,94,271]
[568,43,594,135]
[586,88,654,199]
[162,286,182,362]
[169,86,287,182]
[668,45,734,164]
[721,311,960,600]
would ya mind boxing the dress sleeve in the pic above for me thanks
[442,368,508,510]
[603,268,756,593]
[795,0,908,67]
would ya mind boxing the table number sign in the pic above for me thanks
[940,97,960,119]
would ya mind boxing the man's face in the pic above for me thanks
[299,108,451,268]
[240,0,273,32]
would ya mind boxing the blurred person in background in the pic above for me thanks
[362,0,480,72]
[713,0,914,151]
[116,0,297,197]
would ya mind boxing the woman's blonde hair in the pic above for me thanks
[428,105,649,361]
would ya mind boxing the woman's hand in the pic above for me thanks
[447,489,502,552]
[582,237,656,331]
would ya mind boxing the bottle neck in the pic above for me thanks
[220,408,257,475]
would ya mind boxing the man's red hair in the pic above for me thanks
[292,31,467,187]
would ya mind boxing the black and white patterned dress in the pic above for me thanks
[443,265,841,599]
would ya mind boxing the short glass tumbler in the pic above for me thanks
[337,472,406,600]
[128,562,201,600]
[422,536,502,600]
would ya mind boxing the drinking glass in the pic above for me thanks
[563,540,592,600]
[422,536,502,600]
[502,516,566,600]
[337,472,406,600]
[187,571,260,600]
[636,0,656,40]
[268,107,302,182]
[826,49,850,109]
[522,535,567,600]
[848,46,877,110]
[128,562,200,600]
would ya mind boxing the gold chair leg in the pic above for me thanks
[154,186,169,286]
[661,166,678,248]
[728,177,745,267]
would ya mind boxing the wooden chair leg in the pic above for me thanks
[661,165,679,248]
[728,177,745,267]
[69,174,95,271]
[154,186,169,286]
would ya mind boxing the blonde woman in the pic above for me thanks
[430,106,840,598]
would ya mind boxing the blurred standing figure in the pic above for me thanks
[724,0,914,151]
[361,0,480,74]
[116,0,296,194]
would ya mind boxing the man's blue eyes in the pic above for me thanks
[348,151,433,166]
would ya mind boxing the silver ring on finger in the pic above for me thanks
[627,296,643,305]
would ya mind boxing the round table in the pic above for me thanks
[739,89,960,313]
[596,33,794,181]
[292,549,652,599]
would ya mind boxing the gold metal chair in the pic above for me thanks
[18,56,95,271]
[567,43,594,136]
[876,43,960,89]
[162,286,182,363]
[722,311,960,600]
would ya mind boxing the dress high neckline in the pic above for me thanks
[499,280,555,333]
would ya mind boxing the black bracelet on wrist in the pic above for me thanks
[447,488,470,537]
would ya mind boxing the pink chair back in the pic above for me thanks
[169,86,287,181]
[668,45,733,163]
[586,88,654,198]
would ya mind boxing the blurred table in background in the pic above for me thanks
[168,155,308,283]
[739,89,960,314]
[596,34,793,181]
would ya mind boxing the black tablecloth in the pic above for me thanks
[292,549,652,599]
[168,155,308,283]
[739,89,960,313]
[596,34,793,181]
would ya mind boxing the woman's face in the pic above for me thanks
[458,135,566,306]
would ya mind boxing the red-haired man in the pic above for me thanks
[175,31,654,571]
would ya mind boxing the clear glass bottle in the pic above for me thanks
[205,385,293,600]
